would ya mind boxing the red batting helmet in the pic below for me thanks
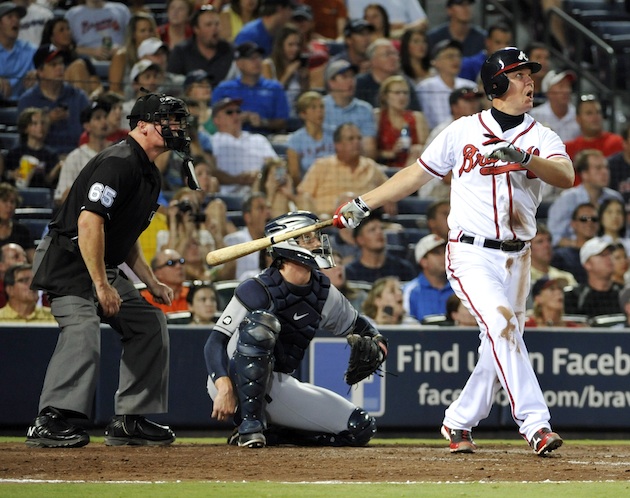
[480,47,542,100]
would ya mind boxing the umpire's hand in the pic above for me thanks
[96,283,123,317]
[150,282,174,306]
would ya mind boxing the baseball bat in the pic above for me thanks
[206,219,334,266]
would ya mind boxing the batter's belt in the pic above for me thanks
[459,234,526,252]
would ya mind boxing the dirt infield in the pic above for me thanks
[2,440,630,482]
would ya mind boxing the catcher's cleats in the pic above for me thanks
[25,407,90,448]
[529,427,563,456]
[238,432,266,448]
[104,415,175,446]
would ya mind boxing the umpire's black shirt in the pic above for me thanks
[41,136,161,298]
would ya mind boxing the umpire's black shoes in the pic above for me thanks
[104,415,175,446]
[25,407,90,448]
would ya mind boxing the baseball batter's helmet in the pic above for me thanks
[265,211,335,270]
[480,47,542,100]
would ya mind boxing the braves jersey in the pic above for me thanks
[419,109,568,241]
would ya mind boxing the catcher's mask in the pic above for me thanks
[481,47,541,100]
[265,211,335,270]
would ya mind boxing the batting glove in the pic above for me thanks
[333,196,371,229]
[486,143,532,166]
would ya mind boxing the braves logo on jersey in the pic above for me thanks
[458,144,540,178]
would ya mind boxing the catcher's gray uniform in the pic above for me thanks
[204,265,376,444]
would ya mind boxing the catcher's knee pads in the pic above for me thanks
[340,408,376,446]
[234,311,281,434]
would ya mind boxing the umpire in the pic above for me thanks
[26,94,193,448]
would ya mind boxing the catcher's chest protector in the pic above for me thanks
[255,267,330,373]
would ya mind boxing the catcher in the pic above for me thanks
[204,211,387,448]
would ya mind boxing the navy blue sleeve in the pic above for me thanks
[204,330,230,381]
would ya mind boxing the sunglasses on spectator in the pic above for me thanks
[156,258,185,269]
[577,216,599,223]
[225,108,242,115]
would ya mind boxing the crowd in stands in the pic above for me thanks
[1,0,630,328]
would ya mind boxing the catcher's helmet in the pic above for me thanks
[265,211,335,270]
[480,47,542,100]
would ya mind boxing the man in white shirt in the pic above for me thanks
[54,100,110,205]
[416,39,476,129]
[210,97,277,196]
[529,69,580,143]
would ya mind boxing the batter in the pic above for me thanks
[333,47,573,455]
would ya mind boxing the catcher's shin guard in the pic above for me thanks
[233,311,280,436]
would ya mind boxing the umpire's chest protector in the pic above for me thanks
[254,267,330,373]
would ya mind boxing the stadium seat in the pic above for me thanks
[17,187,53,208]
[0,106,18,127]
[397,197,434,215]
[0,131,19,150]
[14,207,53,218]
[18,218,49,242]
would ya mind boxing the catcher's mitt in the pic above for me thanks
[344,334,388,385]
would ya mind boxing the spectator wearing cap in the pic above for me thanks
[289,4,329,91]
[233,0,293,57]
[329,18,374,74]
[415,39,477,129]
[78,91,128,146]
[426,0,486,58]
[54,99,110,205]
[459,22,513,83]
[184,69,214,134]
[212,41,289,135]
[64,0,131,60]
[322,59,377,159]
[525,277,584,328]
[167,4,234,85]
[564,236,623,319]
[137,36,185,97]
[18,44,90,155]
[355,38,422,113]
[219,0,260,43]
[120,59,163,130]
[344,212,416,284]
[529,69,580,143]
[347,0,428,40]
[210,96,278,196]
[4,106,60,188]
[402,234,453,322]
[302,0,347,40]
[0,1,36,100]
[286,91,335,183]
[157,0,194,50]
[108,12,157,95]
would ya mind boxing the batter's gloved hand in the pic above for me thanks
[486,143,532,166]
[344,334,388,385]
[333,196,371,229]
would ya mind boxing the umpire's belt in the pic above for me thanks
[459,234,526,252]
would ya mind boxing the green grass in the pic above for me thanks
[1,482,629,498]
